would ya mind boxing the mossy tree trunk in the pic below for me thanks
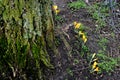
[0,0,54,79]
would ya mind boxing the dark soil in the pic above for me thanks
[48,0,120,80]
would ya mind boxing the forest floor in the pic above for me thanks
[47,0,120,80]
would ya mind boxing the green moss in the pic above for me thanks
[0,0,54,79]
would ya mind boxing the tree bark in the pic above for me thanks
[0,0,54,79]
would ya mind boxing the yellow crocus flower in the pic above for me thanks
[52,5,60,15]
[75,23,81,29]
[53,5,58,10]
[92,61,98,69]
[94,67,99,72]
[73,21,81,29]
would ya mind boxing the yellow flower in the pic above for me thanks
[55,9,60,14]
[52,5,60,15]
[94,67,99,72]
[82,35,87,43]
[75,23,81,29]
[92,61,98,69]
[79,31,84,35]
[83,37,87,43]
[73,21,81,29]
[53,5,58,10]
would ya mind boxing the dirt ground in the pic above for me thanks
[47,0,120,80]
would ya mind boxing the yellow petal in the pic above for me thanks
[83,38,87,43]
[53,5,58,10]
[82,35,87,43]
[94,67,99,72]
[82,35,86,39]
[79,31,84,35]
[55,9,60,14]
[92,65,96,69]
[75,23,81,29]
[93,58,98,62]
[92,61,98,69]
[73,21,77,26]
[92,53,96,59]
